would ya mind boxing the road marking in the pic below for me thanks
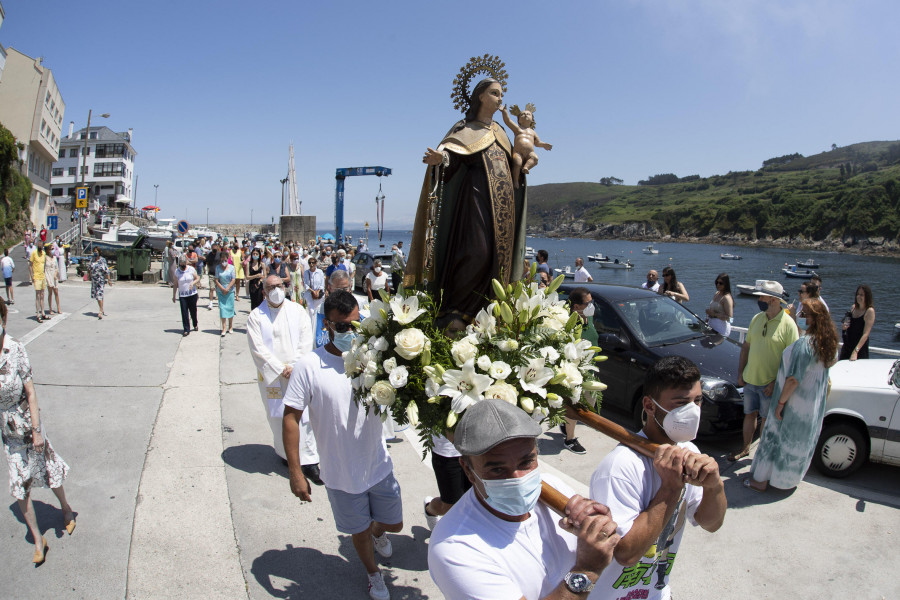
[20,312,70,346]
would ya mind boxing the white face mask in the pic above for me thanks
[267,287,285,305]
[651,398,701,443]
[374,267,382,274]
[582,303,595,317]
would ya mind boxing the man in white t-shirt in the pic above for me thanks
[282,290,402,600]
[429,398,621,600]
[588,356,726,600]
[573,257,593,283]
[641,270,660,293]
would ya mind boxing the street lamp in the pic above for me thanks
[280,176,288,216]
[78,110,109,250]
[154,184,159,206]
[206,207,209,227]
[250,209,253,225]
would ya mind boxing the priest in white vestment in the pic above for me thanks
[247,275,321,483]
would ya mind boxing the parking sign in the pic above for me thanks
[75,186,88,208]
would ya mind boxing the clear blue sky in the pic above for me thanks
[3,0,898,228]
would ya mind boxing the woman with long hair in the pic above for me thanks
[744,299,838,492]
[659,266,689,303]
[838,284,875,361]
[246,247,267,310]
[89,248,111,320]
[790,281,822,333]
[705,272,733,336]
[0,302,75,565]
[215,252,236,336]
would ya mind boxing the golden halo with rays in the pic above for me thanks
[450,54,508,114]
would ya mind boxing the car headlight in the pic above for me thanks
[701,377,732,402]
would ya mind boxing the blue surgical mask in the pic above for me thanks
[332,331,357,353]
[798,317,808,330]
[473,467,542,516]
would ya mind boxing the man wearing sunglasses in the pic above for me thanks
[283,290,403,600]
[731,280,798,462]
[247,275,320,482]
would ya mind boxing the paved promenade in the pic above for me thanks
[0,264,897,599]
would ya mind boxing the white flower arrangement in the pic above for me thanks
[344,272,607,448]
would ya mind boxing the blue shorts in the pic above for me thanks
[743,383,772,418]
[325,472,403,534]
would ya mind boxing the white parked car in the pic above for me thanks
[814,358,900,477]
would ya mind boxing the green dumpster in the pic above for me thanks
[132,248,151,277]
[116,249,132,279]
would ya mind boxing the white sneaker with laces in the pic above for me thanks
[424,496,441,531]
[372,533,393,558]
[367,570,390,600]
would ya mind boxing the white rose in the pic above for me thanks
[370,380,396,406]
[383,357,398,373]
[394,328,426,360]
[484,382,518,405]
[488,361,512,380]
[477,355,493,371]
[451,338,478,367]
[548,394,564,409]
[495,339,519,352]
[360,315,383,336]
[363,372,376,389]
[372,336,389,352]
[389,365,409,389]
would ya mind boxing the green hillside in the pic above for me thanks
[527,141,900,246]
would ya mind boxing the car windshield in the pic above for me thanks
[613,296,710,347]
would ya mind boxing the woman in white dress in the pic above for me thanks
[365,259,391,302]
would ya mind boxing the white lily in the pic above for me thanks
[389,295,427,325]
[517,357,554,399]
[439,359,493,414]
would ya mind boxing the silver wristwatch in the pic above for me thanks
[563,571,595,594]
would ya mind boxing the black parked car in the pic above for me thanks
[557,283,744,437]
[351,251,394,292]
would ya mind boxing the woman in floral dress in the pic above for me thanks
[90,249,111,319]
[745,299,838,492]
[0,304,74,565]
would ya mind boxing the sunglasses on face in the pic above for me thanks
[716,280,724,285]
[326,320,354,333]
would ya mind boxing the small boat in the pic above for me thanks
[553,266,575,279]
[895,323,900,334]
[783,268,818,278]
[720,253,742,260]
[642,244,659,255]
[524,246,535,260]
[796,258,820,269]
[598,258,634,270]
[587,252,611,262]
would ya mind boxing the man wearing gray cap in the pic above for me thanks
[428,398,620,599]
[730,280,798,462]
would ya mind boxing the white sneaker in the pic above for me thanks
[424,496,441,531]
[372,533,393,558]
[367,570,390,600]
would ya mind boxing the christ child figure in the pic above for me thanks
[500,102,552,188]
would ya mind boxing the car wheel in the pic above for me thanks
[813,422,868,478]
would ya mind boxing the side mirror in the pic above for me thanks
[597,332,628,351]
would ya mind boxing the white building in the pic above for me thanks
[51,125,137,210]
[0,46,65,228]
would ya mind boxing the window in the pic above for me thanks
[68,167,76,176]
[82,147,90,156]
[52,168,64,177]
[93,162,125,177]
[67,187,76,196]
[94,143,126,158]
[51,188,63,197]
[89,132,98,139]
[69,148,78,158]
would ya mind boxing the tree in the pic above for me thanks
[831,143,838,151]
[599,176,624,186]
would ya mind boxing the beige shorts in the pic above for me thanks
[33,278,45,291]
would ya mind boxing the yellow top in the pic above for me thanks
[742,310,799,385]
[29,250,46,281]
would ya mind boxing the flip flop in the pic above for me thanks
[742,478,766,493]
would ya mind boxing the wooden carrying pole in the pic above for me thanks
[539,405,659,516]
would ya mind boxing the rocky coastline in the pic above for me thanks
[526,222,900,257]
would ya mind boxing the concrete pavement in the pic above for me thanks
[1,269,897,599]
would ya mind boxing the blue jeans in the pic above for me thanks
[743,383,772,418]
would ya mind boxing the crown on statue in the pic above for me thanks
[451,54,509,113]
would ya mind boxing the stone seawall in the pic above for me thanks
[207,224,277,237]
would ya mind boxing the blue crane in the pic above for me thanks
[334,166,392,244]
